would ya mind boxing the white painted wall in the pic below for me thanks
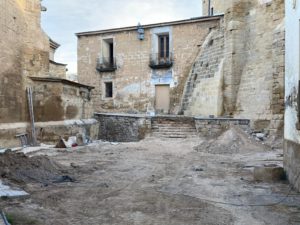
[285,0,300,143]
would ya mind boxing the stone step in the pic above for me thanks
[152,123,195,126]
[152,125,195,129]
[152,130,197,134]
[152,133,198,138]
[152,129,197,133]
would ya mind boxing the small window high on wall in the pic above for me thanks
[105,82,113,98]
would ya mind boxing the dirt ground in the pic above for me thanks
[1,127,300,225]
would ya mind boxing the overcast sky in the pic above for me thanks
[41,0,203,74]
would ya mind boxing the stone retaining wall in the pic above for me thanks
[95,113,250,141]
[0,119,99,148]
[94,113,152,142]
[195,117,250,137]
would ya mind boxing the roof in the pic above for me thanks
[49,38,60,49]
[49,60,67,66]
[29,77,95,90]
[76,15,223,37]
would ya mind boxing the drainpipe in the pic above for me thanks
[208,0,211,16]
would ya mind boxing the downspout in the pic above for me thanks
[208,0,211,16]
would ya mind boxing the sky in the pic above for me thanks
[41,0,203,74]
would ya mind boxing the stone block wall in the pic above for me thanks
[198,0,285,132]
[233,0,285,128]
[0,0,49,123]
[94,113,152,142]
[77,18,221,114]
[202,0,228,16]
[35,119,99,144]
[32,81,93,122]
[182,26,225,116]
[49,61,67,79]
[195,118,250,136]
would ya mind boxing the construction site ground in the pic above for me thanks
[0,127,300,225]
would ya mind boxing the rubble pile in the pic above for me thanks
[0,151,68,185]
[194,126,271,154]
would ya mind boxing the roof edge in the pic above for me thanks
[29,76,95,90]
[76,15,224,37]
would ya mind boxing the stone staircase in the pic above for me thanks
[151,116,198,138]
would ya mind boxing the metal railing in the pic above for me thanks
[149,52,173,69]
[96,57,117,72]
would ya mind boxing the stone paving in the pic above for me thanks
[0,180,28,197]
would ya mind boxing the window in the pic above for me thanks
[102,38,115,67]
[105,82,113,98]
[210,7,214,16]
[158,34,169,60]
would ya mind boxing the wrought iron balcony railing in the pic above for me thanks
[96,57,117,72]
[149,52,173,69]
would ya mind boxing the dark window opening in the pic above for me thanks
[298,81,300,122]
[105,82,113,98]
[158,34,170,60]
[109,43,114,65]
[210,7,214,16]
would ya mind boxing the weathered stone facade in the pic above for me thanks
[181,27,225,116]
[30,77,94,122]
[284,0,300,192]
[184,0,285,132]
[202,0,228,16]
[94,113,250,142]
[0,0,49,123]
[0,0,95,147]
[77,0,284,133]
[77,17,222,114]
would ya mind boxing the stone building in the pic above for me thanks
[191,0,284,132]
[77,0,284,133]
[284,0,300,191]
[76,16,223,115]
[0,0,97,147]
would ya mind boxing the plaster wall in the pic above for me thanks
[284,0,300,191]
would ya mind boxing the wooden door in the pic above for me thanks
[155,85,170,114]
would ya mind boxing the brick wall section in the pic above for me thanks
[77,19,221,114]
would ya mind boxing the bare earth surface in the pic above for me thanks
[1,128,300,225]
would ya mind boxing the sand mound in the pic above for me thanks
[0,151,68,185]
[194,126,270,154]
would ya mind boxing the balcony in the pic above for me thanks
[96,57,117,72]
[149,52,173,69]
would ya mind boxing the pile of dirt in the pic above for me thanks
[194,126,270,154]
[0,151,71,185]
